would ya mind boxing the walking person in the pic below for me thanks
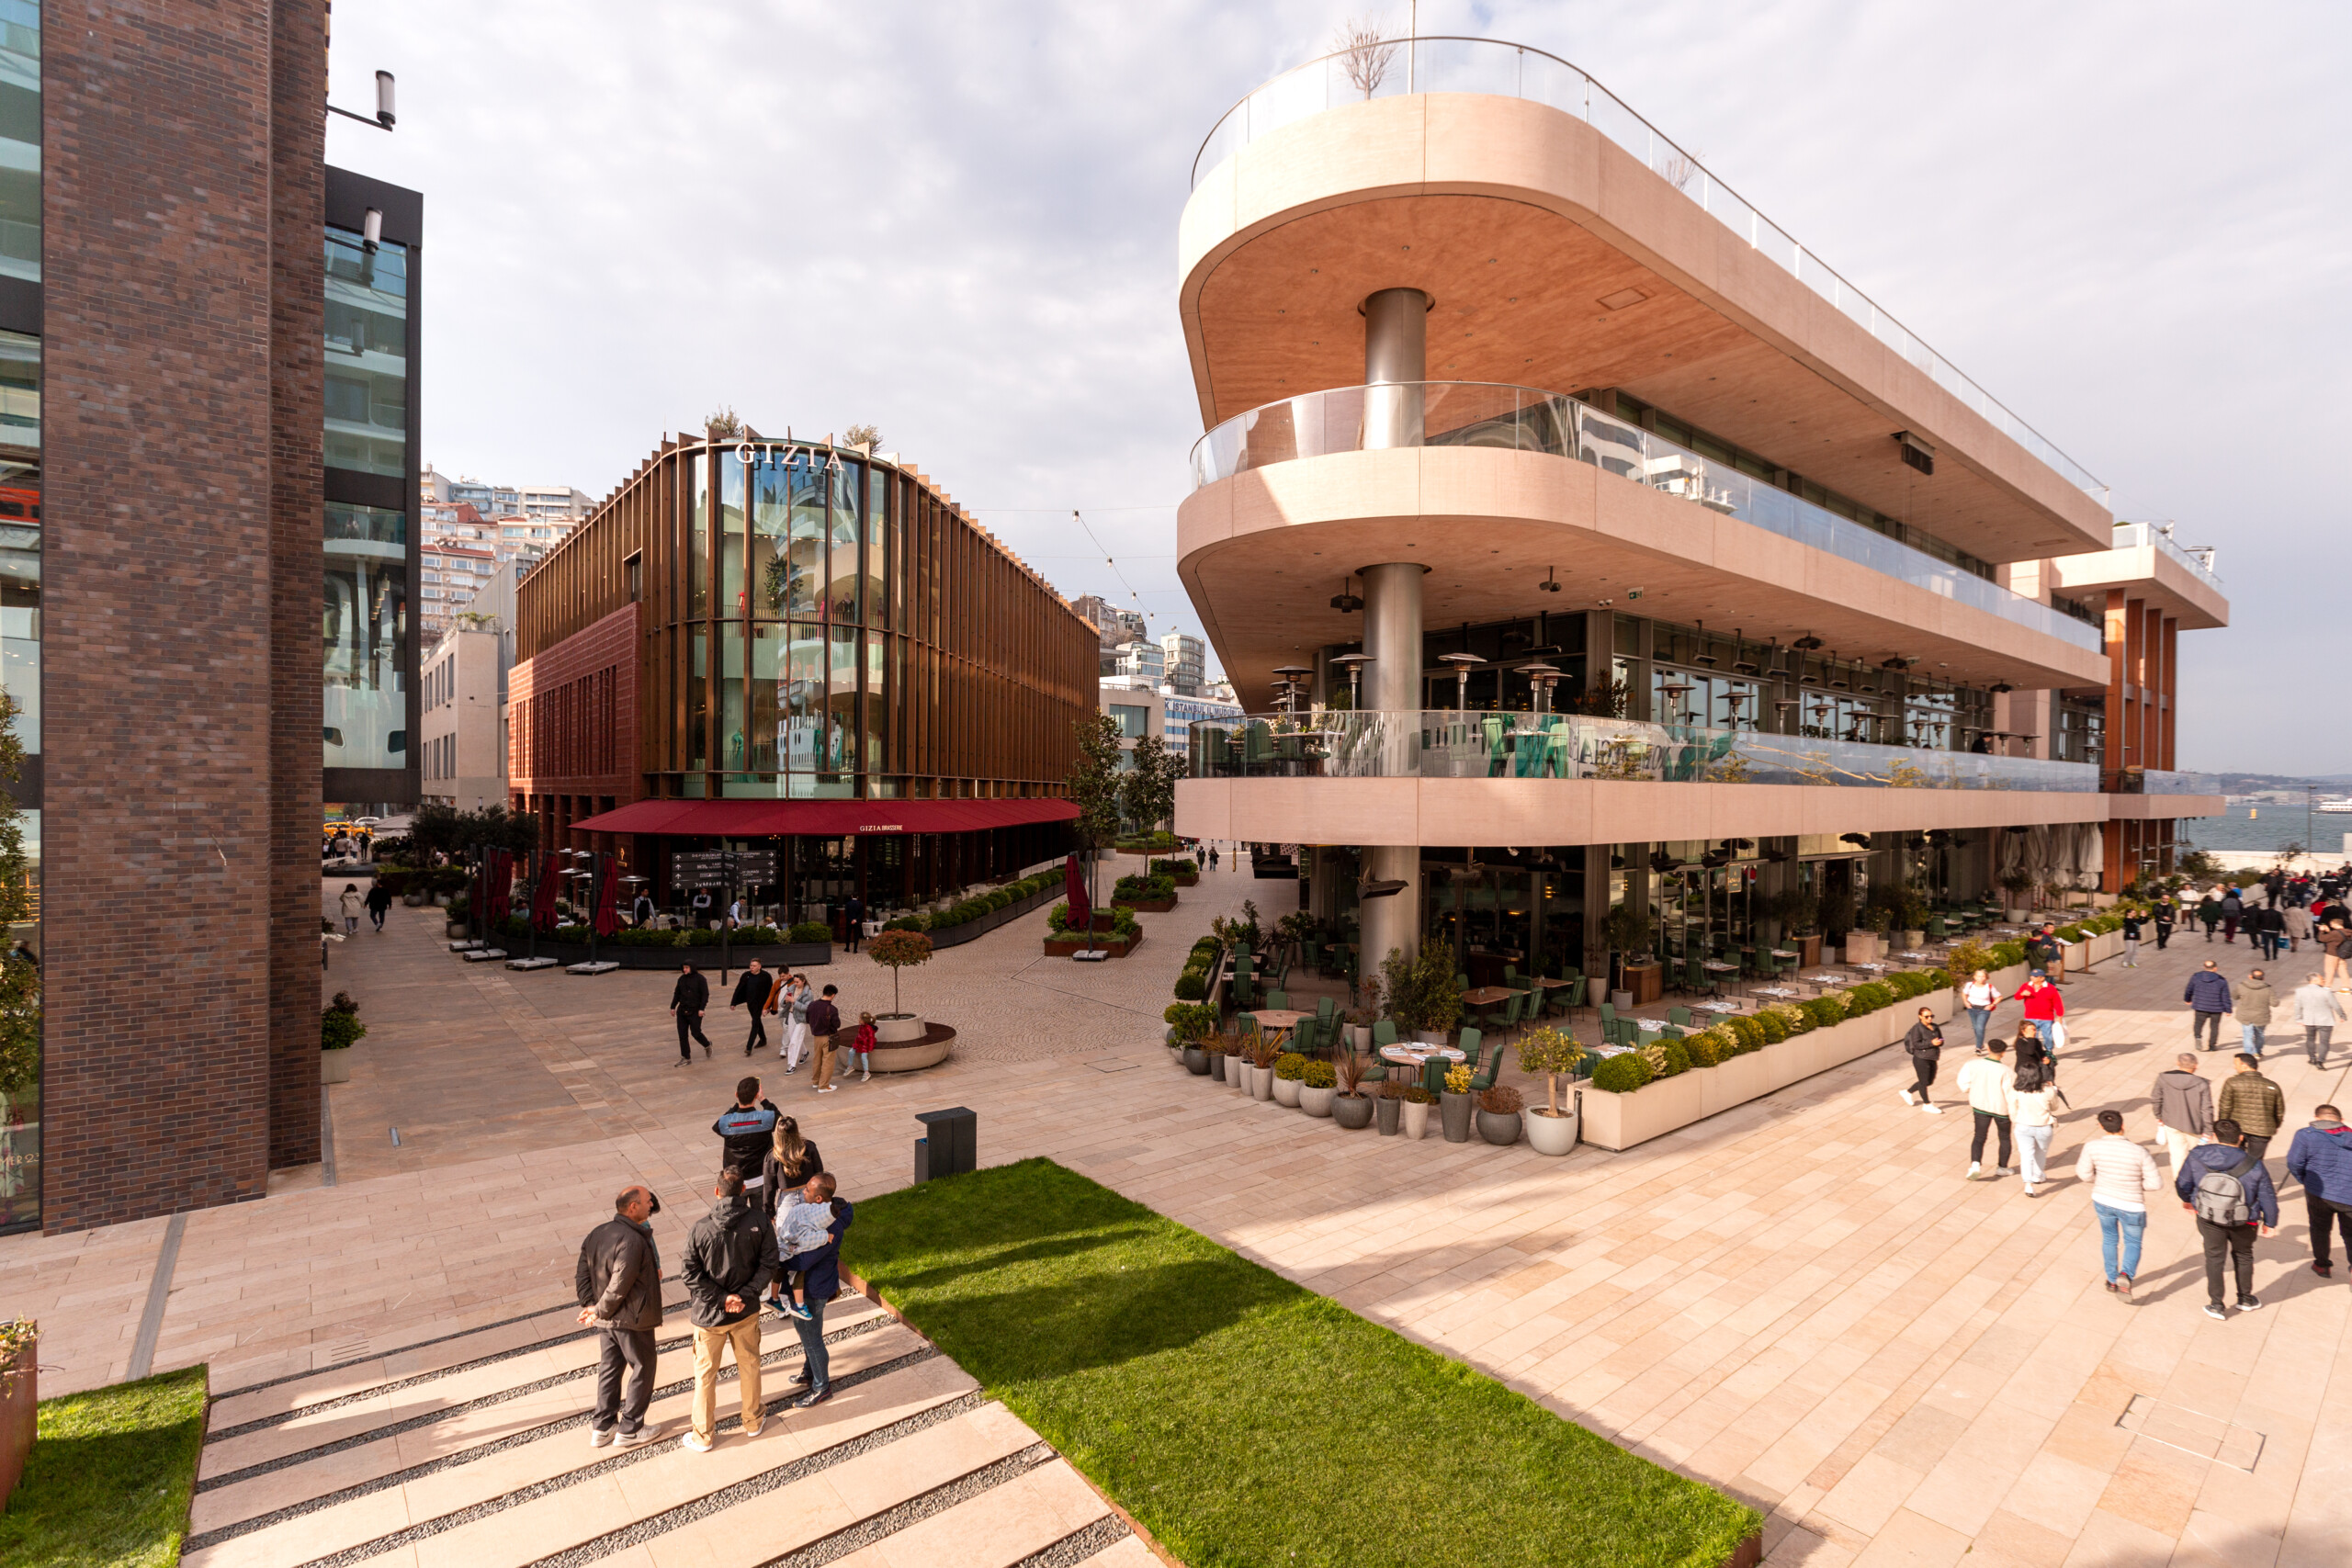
[2282,899,2311,955]
[1961,969,2000,1050]
[2198,890,2222,942]
[2152,1053,2214,1176]
[2324,920,2352,989]
[2153,897,2176,952]
[2177,1117,2278,1319]
[1208,845,1219,872]
[680,1170,776,1451]
[2294,972,2346,1066]
[2253,902,2285,963]
[2120,908,2143,967]
[842,894,865,954]
[806,984,842,1094]
[730,959,776,1056]
[775,1171,852,1408]
[2215,1053,2285,1166]
[338,882,363,935]
[2185,960,2232,1053]
[671,961,714,1066]
[2079,1108,2163,1297]
[2015,969,2068,1056]
[711,1077,780,1190]
[575,1184,664,1448]
[1958,1037,2015,1178]
[364,879,393,933]
[2014,1054,2060,1198]
[780,974,811,1074]
[2220,886,2244,944]
[1900,1006,1946,1111]
[2233,967,2275,1059]
[757,1114,824,1284]
[2285,1104,2352,1279]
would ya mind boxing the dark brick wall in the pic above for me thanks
[509,605,642,806]
[41,1,326,1230]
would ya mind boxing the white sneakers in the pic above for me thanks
[1923,1102,1944,1114]
[589,1427,615,1448]
[1900,1089,1916,1105]
[1967,1161,1983,1179]
[682,1430,714,1453]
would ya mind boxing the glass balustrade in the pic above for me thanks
[2110,523,2222,586]
[1190,36,2109,509]
[1190,711,2098,792]
[1191,381,2100,651]
[2112,768,2223,795]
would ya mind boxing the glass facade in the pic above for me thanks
[323,501,408,770]
[0,3,34,285]
[323,231,408,476]
[0,1,32,1232]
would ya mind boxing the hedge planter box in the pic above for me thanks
[922,882,1062,950]
[1163,868,1200,886]
[0,1334,33,1512]
[1043,931,1141,958]
[1120,897,1179,914]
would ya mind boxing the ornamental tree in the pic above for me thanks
[866,929,934,1018]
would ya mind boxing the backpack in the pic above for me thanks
[2191,1150,2259,1226]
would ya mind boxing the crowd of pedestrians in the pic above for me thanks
[665,962,877,1089]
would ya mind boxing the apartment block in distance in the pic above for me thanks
[1171,34,2226,995]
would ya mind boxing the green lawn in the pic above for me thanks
[0,1365,207,1567]
[844,1159,1757,1568]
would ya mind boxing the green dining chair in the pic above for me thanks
[1599,999,1618,1036]
[1264,989,1288,1011]
[1424,1057,1451,1098]
[1372,1019,1398,1048]
[1317,995,1337,1026]
[1668,1006,1692,1029]
[1292,1016,1319,1056]
[1469,1042,1505,1092]
[1455,1026,1485,1075]
[1566,976,1587,1010]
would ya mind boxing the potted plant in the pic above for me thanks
[865,929,934,1041]
[1330,1040,1375,1129]
[1998,867,2035,920]
[321,990,365,1084]
[1374,1077,1405,1135]
[1476,1084,1525,1146]
[1272,1051,1307,1107]
[1401,1084,1432,1140]
[1205,1036,1228,1082]
[1245,1033,1278,1100]
[1516,1026,1585,1156]
[1379,944,1463,1044]
[1440,1062,1475,1143]
[0,1316,32,1512]
[1298,1057,1338,1117]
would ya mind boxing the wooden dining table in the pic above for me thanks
[1245,1009,1310,1047]
[1459,986,1524,1009]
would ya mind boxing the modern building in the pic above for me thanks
[508,432,1098,918]
[1113,638,1164,687]
[1069,592,1147,676]
[1170,36,2226,981]
[1162,691,1244,749]
[4,4,423,1234]
[1099,677,1164,771]
[1160,629,1206,696]
[420,571,517,810]
[520,484,592,522]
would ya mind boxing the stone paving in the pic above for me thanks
[6,868,2352,1566]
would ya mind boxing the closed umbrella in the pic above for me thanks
[593,855,621,939]
[530,852,560,934]
[1064,853,1091,939]
[487,849,514,924]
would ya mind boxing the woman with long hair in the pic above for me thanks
[2012,1053,2060,1197]
[760,1116,824,1309]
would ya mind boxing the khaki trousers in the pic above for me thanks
[2157,1125,2206,1177]
[690,1314,763,1441]
[811,1032,837,1089]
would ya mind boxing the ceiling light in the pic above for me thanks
[1599,288,1648,310]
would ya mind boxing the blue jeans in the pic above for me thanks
[2096,1201,2148,1282]
[2241,1023,2265,1058]
[1967,1008,1991,1049]
[793,1292,830,1391]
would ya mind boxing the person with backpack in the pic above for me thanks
[2220,886,2245,944]
[2285,1103,2352,1279]
[2215,1054,2285,1166]
[710,1077,780,1190]
[2077,1108,2163,1297]
[2177,1116,2278,1319]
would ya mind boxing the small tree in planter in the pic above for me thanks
[866,930,934,1030]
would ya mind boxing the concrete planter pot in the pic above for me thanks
[1900,929,1926,951]
[874,1013,926,1043]
[445,920,468,939]
[1374,1095,1401,1134]
[402,892,428,907]
[1439,1091,1474,1143]
[1525,1105,1578,1155]
[1413,1029,1446,1046]
[1402,1100,1430,1139]
[1349,1025,1373,1051]
[1249,1064,1273,1100]
[1476,1109,1522,1146]
[1332,1092,1375,1130]
[1182,1046,1208,1076]
[1272,1074,1301,1107]
[321,1049,353,1085]
[1209,1053,1227,1082]
[1299,1084,1336,1118]
[0,1335,34,1513]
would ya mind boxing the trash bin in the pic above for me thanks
[913,1107,976,1181]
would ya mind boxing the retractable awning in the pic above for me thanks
[570,797,1079,837]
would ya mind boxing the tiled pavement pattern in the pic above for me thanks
[6,869,2351,1566]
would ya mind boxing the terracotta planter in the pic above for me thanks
[321,1049,352,1084]
[1440,1091,1474,1143]
[1375,1095,1402,1134]
[1332,1092,1374,1130]
[1525,1104,1578,1155]
[0,1336,33,1513]
[1273,1075,1301,1107]
[1476,1109,1522,1146]
[1402,1100,1430,1139]
[1299,1084,1336,1118]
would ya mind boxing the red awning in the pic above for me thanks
[570,796,1079,837]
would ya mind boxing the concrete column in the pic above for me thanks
[1359,844,1421,972]
[1363,287,1429,450]
[1357,558,1425,969]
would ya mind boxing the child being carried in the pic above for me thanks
[772,1171,840,1320]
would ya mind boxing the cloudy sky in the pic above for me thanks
[328,0,2348,775]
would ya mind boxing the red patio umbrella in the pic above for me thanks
[487,849,514,923]
[593,855,621,939]
[530,851,561,933]
[1064,853,1091,937]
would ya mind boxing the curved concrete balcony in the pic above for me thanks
[1178,38,2111,564]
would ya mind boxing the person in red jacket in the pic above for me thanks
[2014,970,2067,1055]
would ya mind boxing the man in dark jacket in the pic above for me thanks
[679,1170,777,1451]
[2287,1104,2352,1278]
[1899,1007,1945,1113]
[2176,1117,2278,1318]
[806,984,843,1094]
[2184,961,2232,1054]
[776,1171,853,1407]
[672,962,713,1066]
[730,960,776,1056]
[712,1077,780,1190]
[843,895,865,953]
[575,1185,664,1446]
[363,879,393,932]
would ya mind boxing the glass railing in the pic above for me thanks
[1191,711,2099,793]
[1191,381,2100,652]
[2111,523,2221,587]
[2109,768,2223,796]
[1191,36,2109,510]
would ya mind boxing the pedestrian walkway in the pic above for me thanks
[8,879,2352,1567]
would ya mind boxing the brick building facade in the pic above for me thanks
[507,604,639,844]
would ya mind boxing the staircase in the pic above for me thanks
[180,1289,1155,1568]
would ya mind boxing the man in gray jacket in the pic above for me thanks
[575,1184,664,1447]
[679,1169,778,1451]
[2152,1054,2214,1176]
[2234,968,2276,1058]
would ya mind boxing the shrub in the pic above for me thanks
[787,921,833,944]
[1514,1027,1586,1115]
[1301,1060,1337,1089]
[1725,1015,1766,1053]
[1988,940,2028,968]
[1477,1085,1523,1114]
[1682,1032,1722,1067]
[883,915,925,932]
[322,992,365,1051]
[1172,969,1208,1001]
[1403,1084,1432,1104]
[1162,1002,1219,1043]
[1765,1001,1811,1036]
[1803,996,1846,1029]
[1591,1053,1654,1093]
[1846,981,1895,1016]
[1654,1039,1691,1077]
[1273,1052,1308,1081]
[1753,1008,1790,1044]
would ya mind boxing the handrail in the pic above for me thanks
[1188,380,2101,652]
[1190,36,2109,510]
[2111,523,2222,587]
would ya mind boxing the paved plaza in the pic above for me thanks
[6,870,2352,1566]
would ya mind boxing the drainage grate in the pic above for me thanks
[2117,1394,2264,1471]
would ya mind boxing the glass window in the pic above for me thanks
[323,502,408,769]
[863,628,885,780]
[785,624,824,773]
[0,3,36,287]
[751,457,792,618]
[827,626,859,778]
[1109,704,1148,739]
[0,331,34,763]
[866,466,888,629]
[828,458,861,623]
[322,230,407,476]
[687,626,707,771]
[719,622,746,775]
[786,457,824,617]
[749,625,783,773]
[719,454,746,616]
[689,455,708,617]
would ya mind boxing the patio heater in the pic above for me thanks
[1521,662,1562,715]
[1439,651,1481,710]
[1329,651,1373,711]
[1272,664,1312,717]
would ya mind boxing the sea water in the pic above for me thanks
[2178,809,2352,854]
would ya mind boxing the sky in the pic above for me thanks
[326,0,2350,775]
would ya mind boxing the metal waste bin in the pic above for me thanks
[913,1106,977,1182]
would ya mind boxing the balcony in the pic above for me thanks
[1190,35,2107,510]
[1191,381,2101,653]
[2109,768,2224,795]
[1191,711,2098,793]
[2111,523,2221,587]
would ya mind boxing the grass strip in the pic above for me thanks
[844,1158,1757,1568]
[0,1364,208,1567]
